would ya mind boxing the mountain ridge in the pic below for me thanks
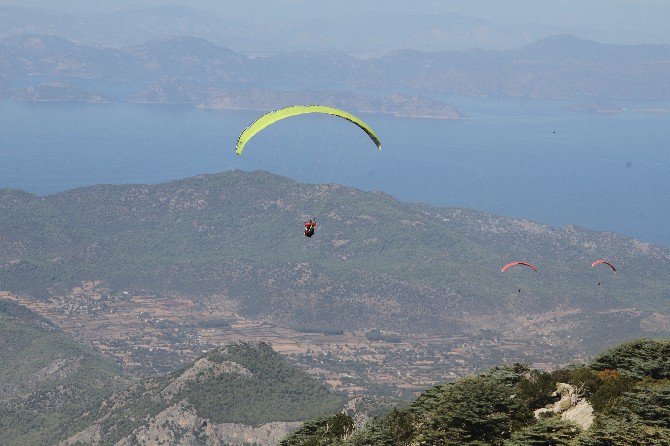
[1,170,668,397]
[281,338,670,446]
[0,171,667,346]
[0,298,344,445]
[0,4,665,54]
[2,33,670,100]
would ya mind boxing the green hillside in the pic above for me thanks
[0,299,125,445]
[282,338,670,446]
[0,170,668,338]
[72,342,344,444]
[1,299,344,444]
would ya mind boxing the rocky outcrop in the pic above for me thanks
[533,382,594,430]
[562,400,594,430]
[60,424,102,445]
[115,400,300,446]
[59,343,335,446]
[207,421,302,446]
[159,356,251,401]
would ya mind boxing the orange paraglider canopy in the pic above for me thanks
[501,261,538,273]
[592,259,616,272]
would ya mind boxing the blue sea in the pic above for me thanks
[1,98,670,247]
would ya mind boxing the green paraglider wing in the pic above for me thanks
[236,105,382,155]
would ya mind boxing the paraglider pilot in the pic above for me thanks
[304,219,317,237]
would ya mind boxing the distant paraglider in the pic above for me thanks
[235,105,382,156]
[591,259,616,272]
[501,261,538,273]
[592,259,616,286]
[501,261,538,293]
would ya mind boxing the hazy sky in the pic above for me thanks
[6,0,670,38]
[2,0,669,54]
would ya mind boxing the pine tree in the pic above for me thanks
[504,417,580,446]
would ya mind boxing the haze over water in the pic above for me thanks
[1,98,669,247]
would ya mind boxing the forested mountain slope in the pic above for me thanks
[1,299,343,445]
[1,170,668,338]
[282,339,670,446]
[0,299,126,445]
[63,342,344,445]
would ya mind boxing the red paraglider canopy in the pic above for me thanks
[501,261,538,273]
[592,259,616,272]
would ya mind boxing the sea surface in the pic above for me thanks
[1,98,670,247]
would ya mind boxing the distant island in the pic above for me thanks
[7,79,462,118]
[130,85,465,119]
[10,82,110,103]
[564,102,670,114]
[2,33,670,113]
[565,102,623,113]
[631,107,670,113]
